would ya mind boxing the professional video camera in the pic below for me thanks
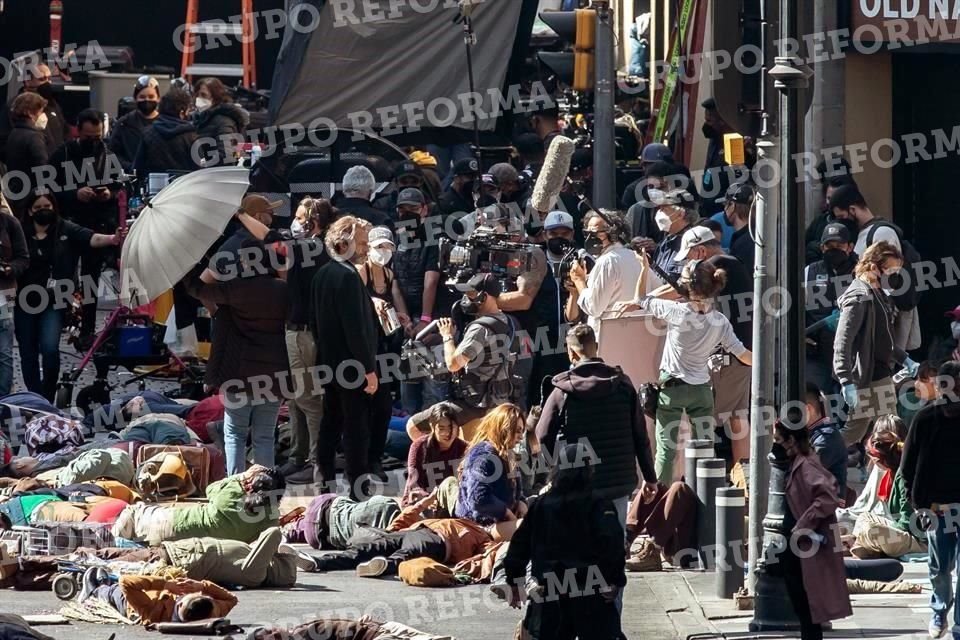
[556,248,596,287]
[438,228,536,293]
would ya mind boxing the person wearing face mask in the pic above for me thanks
[437,157,479,222]
[699,98,735,202]
[15,192,124,400]
[0,62,70,158]
[804,169,855,265]
[310,216,381,498]
[567,210,642,337]
[803,222,859,395]
[833,242,919,447]
[2,93,49,217]
[946,305,960,363]
[392,188,447,415]
[133,88,200,177]
[827,184,921,352]
[721,182,755,273]
[406,273,520,444]
[649,188,700,283]
[50,109,123,344]
[772,418,851,640]
[193,77,249,167]
[232,197,340,483]
[109,75,160,173]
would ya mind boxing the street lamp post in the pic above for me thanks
[749,0,813,631]
[591,0,616,209]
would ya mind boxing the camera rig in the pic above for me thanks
[438,229,537,293]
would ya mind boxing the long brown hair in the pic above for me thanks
[467,404,525,473]
[854,241,902,280]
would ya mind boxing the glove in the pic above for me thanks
[903,357,920,378]
[842,384,859,410]
[824,309,841,332]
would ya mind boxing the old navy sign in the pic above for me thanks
[852,0,960,42]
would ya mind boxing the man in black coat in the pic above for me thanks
[309,215,380,499]
[133,89,200,177]
[332,166,392,230]
[51,108,124,341]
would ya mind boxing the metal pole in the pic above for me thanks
[716,487,746,599]
[696,458,725,570]
[592,0,616,209]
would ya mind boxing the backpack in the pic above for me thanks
[453,314,524,408]
[864,220,922,311]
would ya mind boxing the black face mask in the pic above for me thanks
[476,194,498,208]
[584,232,605,257]
[459,292,486,315]
[771,442,788,461]
[822,248,848,271]
[34,82,55,101]
[32,208,56,226]
[459,181,475,197]
[702,123,719,140]
[547,237,573,256]
[79,138,103,157]
[883,270,905,291]
[136,100,158,116]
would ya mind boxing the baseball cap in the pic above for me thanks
[570,148,593,172]
[239,194,282,216]
[480,173,498,188]
[720,182,754,205]
[820,222,851,245]
[396,187,425,207]
[393,160,421,180]
[675,226,717,261]
[368,226,394,248]
[945,305,960,321]
[452,157,480,176]
[543,210,574,230]
[640,142,673,164]
[454,273,501,298]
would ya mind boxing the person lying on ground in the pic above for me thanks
[112,465,283,545]
[251,616,452,640]
[300,490,493,577]
[74,526,307,588]
[402,402,468,506]
[82,573,237,626]
[283,493,401,550]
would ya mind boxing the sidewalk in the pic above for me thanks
[626,561,932,639]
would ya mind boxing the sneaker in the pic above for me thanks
[356,556,389,578]
[79,567,107,601]
[278,544,318,572]
[930,611,947,638]
[286,464,317,485]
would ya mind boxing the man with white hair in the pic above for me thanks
[336,165,393,230]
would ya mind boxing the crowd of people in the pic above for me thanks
[0,63,958,640]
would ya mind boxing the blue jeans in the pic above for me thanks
[223,392,281,475]
[14,305,63,400]
[929,511,960,632]
[0,313,14,396]
[400,378,450,416]
[612,494,629,616]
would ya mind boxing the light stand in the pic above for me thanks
[456,0,483,207]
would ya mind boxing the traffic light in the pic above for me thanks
[538,8,596,92]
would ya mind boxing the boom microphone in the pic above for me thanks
[531,135,575,213]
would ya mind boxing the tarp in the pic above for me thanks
[270,0,535,137]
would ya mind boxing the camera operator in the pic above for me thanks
[567,210,642,336]
[405,273,521,443]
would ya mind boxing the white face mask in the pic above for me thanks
[952,321,960,341]
[34,112,48,130]
[648,187,666,206]
[655,210,673,232]
[195,97,212,112]
[370,247,393,266]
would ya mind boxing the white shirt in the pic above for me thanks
[854,220,901,256]
[577,243,643,334]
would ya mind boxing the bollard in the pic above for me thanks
[696,458,726,570]
[684,439,714,493]
[715,486,746,598]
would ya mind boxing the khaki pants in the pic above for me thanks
[841,377,898,446]
[285,329,324,466]
[853,512,926,558]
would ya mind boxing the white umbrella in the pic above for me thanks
[120,166,251,307]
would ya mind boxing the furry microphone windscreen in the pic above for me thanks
[531,135,575,213]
